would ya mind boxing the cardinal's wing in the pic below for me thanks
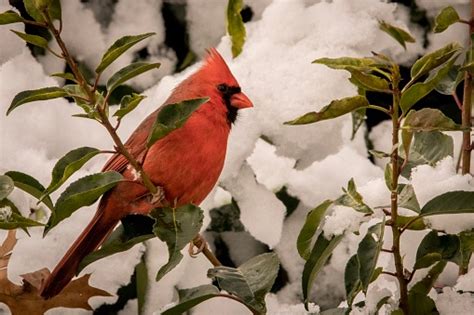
[102,110,158,173]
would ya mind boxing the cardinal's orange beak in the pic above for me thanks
[231,92,253,109]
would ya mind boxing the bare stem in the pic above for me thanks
[390,66,409,313]
[461,2,474,176]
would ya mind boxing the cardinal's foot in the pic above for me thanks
[188,234,206,258]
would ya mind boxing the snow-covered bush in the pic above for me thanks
[0,0,473,314]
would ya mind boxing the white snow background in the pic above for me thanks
[0,0,473,314]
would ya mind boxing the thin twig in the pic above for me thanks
[452,91,463,110]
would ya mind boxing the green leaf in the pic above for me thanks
[369,150,390,159]
[23,0,61,22]
[398,184,421,213]
[45,171,123,234]
[401,131,453,178]
[42,147,101,200]
[7,86,67,115]
[208,253,280,314]
[106,62,160,94]
[378,20,415,49]
[151,204,204,281]
[410,42,462,82]
[0,10,23,25]
[345,254,362,307]
[351,108,366,140]
[401,57,458,113]
[433,6,460,33]
[95,32,155,74]
[51,72,77,83]
[403,108,462,132]
[435,64,464,95]
[357,220,385,292]
[312,57,378,70]
[114,94,146,119]
[284,95,369,125]
[408,261,446,315]
[0,175,14,200]
[420,191,474,217]
[349,69,391,93]
[302,233,343,310]
[161,285,221,315]
[460,61,474,73]
[227,0,246,58]
[11,30,49,49]
[395,215,426,230]
[78,225,154,273]
[297,200,332,260]
[147,97,209,147]
[4,171,53,211]
[0,198,44,230]
[415,231,459,269]
[335,178,373,214]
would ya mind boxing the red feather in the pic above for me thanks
[40,49,252,298]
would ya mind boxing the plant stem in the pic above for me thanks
[461,5,474,175]
[390,67,408,313]
[42,11,221,269]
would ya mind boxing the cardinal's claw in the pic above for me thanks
[188,235,206,258]
[150,186,165,205]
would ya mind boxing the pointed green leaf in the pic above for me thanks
[151,204,204,281]
[106,62,160,94]
[401,57,457,113]
[42,147,101,200]
[345,254,362,307]
[420,191,474,217]
[44,171,123,234]
[297,200,332,260]
[456,230,474,271]
[378,20,415,49]
[0,10,23,25]
[398,184,421,213]
[161,285,221,315]
[351,108,366,140]
[4,171,53,210]
[312,57,378,70]
[384,163,393,191]
[51,72,77,83]
[11,30,48,49]
[114,94,146,119]
[285,95,369,125]
[208,253,279,314]
[147,97,209,147]
[349,69,391,93]
[227,0,246,58]
[401,131,453,178]
[0,198,44,230]
[403,108,462,132]
[23,0,44,22]
[395,215,426,230]
[408,261,445,314]
[415,231,459,269]
[410,42,462,81]
[433,6,460,33]
[302,233,343,310]
[435,64,464,95]
[95,32,155,74]
[23,0,61,22]
[78,225,154,273]
[335,178,373,214]
[357,220,385,292]
[0,175,14,200]
[7,87,67,115]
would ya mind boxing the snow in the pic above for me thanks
[1,0,472,314]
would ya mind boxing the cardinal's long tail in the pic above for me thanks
[40,209,117,299]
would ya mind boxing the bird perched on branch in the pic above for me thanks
[40,49,253,298]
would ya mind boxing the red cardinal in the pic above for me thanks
[40,49,252,298]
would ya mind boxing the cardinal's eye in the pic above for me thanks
[217,84,228,93]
